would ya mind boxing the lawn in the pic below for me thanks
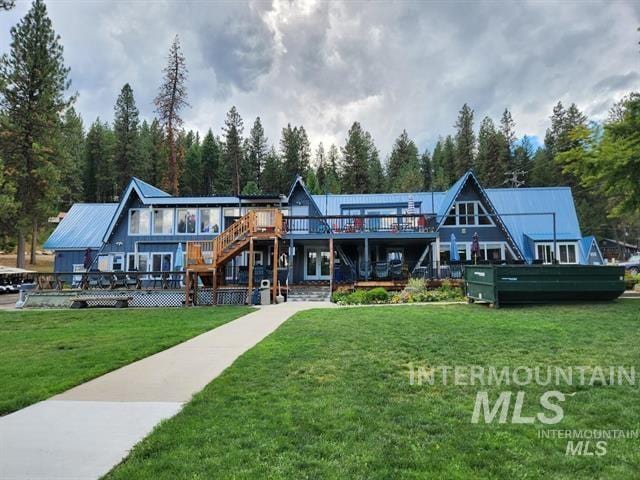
[0,306,253,415]
[106,301,640,479]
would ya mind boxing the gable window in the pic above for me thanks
[200,208,220,234]
[443,201,493,226]
[153,208,174,235]
[129,209,151,235]
[176,208,197,234]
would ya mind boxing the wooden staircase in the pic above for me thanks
[185,209,283,305]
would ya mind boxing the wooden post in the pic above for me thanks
[329,237,334,293]
[364,237,369,281]
[247,237,254,305]
[272,237,278,302]
[212,268,218,305]
[185,270,191,306]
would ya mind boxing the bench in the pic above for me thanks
[70,295,133,309]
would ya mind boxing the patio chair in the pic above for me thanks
[375,262,390,279]
[358,261,372,280]
[238,267,249,285]
[254,265,265,282]
[390,260,403,280]
[354,217,364,232]
[111,272,128,289]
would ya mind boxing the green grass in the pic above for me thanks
[106,301,640,479]
[0,306,253,415]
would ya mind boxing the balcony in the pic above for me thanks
[284,214,437,235]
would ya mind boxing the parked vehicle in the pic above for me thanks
[619,254,640,275]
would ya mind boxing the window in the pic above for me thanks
[176,208,197,234]
[127,253,149,272]
[153,208,174,235]
[111,253,125,271]
[536,242,578,264]
[458,202,476,225]
[129,209,151,235]
[443,201,494,226]
[97,255,110,271]
[199,208,220,234]
[151,253,172,277]
[559,244,577,264]
[478,243,505,262]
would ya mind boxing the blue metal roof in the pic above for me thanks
[311,192,447,216]
[487,187,581,262]
[132,177,170,198]
[44,203,118,249]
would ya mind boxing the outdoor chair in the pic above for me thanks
[375,262,390,279]
[390,260,403,280]
[254,265,265,282]
[111,272,128,289]
[358,261,372,279]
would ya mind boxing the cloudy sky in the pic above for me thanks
[1,0,639,158]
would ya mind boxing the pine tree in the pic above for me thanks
[420,148,432,190]
[368,147,385,193]
[222,106,244,195]
[138,120,152,182]
[0,0,74,267]
[431,139,445,190]
[280,124,311,184]
[387,130,420,191]
[260,147,283,194]
[113,83,140,192]
[442,135,456,187]
[180,143,202,195]
[325,143,341,193]
[341,122,372,193]
[498,108,516,175]
[154,34,188,194]
[315,142,327,190]
[84,118,113,202]
[512,135,533,186]
[147,118,166,187]
[0,0,15,11]
[475,116,503,187]
[454,103,476,176]
[306,168,321,194]
[244,117,267,189]
[59,107,85,206]
[201,129,219,195]
[241,180,261,195]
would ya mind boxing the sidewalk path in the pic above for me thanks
[0,301,335,480]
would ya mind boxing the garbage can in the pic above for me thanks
[260,279,271,305]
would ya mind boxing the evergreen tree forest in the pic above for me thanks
[0,1,638,263]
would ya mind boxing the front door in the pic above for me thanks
[305,247,331,280]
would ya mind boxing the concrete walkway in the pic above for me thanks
[0,301,334,480]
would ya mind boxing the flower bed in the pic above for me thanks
[332,279,464,305]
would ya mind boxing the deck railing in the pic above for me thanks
[186,208,283,267]
[30,271,186,290]
[284,214,437,234]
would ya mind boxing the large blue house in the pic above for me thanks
[44,171,604,298]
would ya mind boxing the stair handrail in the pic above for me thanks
[213,210,256,263]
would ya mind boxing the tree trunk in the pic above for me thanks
[30,219,38,265]
[16,230,25,269]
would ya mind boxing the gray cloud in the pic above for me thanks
[1,0,638,159]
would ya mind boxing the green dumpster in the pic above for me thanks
[464,265,625,307]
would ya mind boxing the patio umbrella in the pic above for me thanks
[174,243,184,271]
[450,233,460,262]
[471,232,480,265]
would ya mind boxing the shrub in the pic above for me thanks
[365,287,389,303]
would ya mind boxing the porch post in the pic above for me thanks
[364,237,370,281]
[288,239,294,288]
[247,237,254,304]
[185,270,191,306]
[433,235,441,278]
[329,237,334,293]
[272,238,278,302]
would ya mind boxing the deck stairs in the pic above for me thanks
[287,285,332,302]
